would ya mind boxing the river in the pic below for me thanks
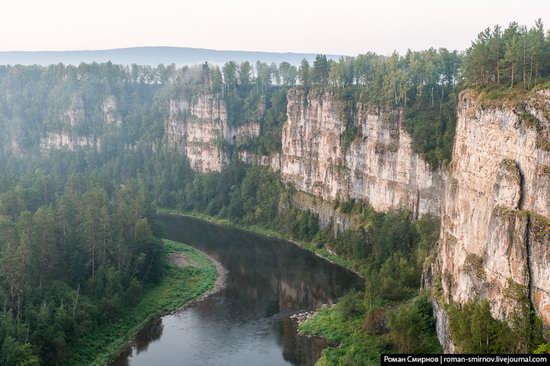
[111,214,363,366]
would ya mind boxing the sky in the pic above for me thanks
[2,0,549,55]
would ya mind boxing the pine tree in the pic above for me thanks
[504,22,520,88]
[312,54,329,85]
[298,59,310,87]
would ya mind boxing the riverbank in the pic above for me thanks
[67,239,221,366]
[298,292,384,364]
[157,209,442,365]
[158,208,366,279]
[156,210,373,365]
[156,211,376,364]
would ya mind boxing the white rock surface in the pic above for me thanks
[279,88,444,218]
[166,94,261,172]
[40,132,100,151]
[433,89,550,349]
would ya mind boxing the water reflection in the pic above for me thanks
[114,319,164,366]
[111,214,362,366]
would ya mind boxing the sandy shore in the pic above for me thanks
[168,250,228,311]
[188,251,228,303]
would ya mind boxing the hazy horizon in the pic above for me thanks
[2,0,548,56]
[0,46,341,66]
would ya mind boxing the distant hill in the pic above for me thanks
[0,46,341,66]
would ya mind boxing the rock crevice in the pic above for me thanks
[431,90,550,349]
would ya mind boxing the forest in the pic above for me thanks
[463,20,548,88]
[0,168,161,364]
[0,19,549,365]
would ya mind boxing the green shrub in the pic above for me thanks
[339,291,365,320]
[534,343,550,354]
[448,300,514,353]
[387,295,441,353]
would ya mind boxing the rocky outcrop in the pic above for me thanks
[166,95,228,172]
[291,191,351,236]
[38,95,121,152]
[238,150,281,171]
[63,94,84,128]
[280,88,444,218]
[431,300,455,353]
[102,95,122,126]
[431,89,550,348]
[40,132,100,151]
[232,122,261,144]
[290,191,352,237]
[530,213,550,326]
[166,94,260,172]
[163,89,549,343]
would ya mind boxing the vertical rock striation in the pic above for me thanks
[431,89,550,348]
[38,95,121,152]
[280,88,444,218]
[166,94,260,172]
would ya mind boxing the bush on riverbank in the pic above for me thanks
[299,292,440,364]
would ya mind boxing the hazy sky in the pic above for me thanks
[2,0,549,55]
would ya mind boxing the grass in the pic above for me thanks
[66,239,218,366]
[299,301,386,365]
[299,292,442,365]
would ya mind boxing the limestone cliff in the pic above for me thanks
[40,132,100,151]
[291,191,351,235]
[38,95,120,152]
[166,94,260,172]
[280,88,444,218]
[238,150,281,171]
[429,89,550,349]
[102,95,122,126]
[162,88,550,347]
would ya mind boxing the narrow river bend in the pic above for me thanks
[111,214,363,366]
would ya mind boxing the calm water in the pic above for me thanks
[111,214,362,366]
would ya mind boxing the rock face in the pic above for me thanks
[280,88,444,218]
[39,95,120,152]
[166,94,260,172]
[277,87,550,347]
[102,96,122,126]
[431,89,550,348]
[238,150,281,171]
[63,94,84,128]
[40,132,100,151]
[166,95,228,172]
[162,89,549,345]
[291,191,351,236]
